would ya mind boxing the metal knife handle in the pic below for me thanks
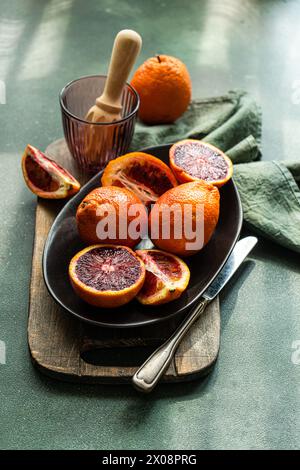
[132,298,210,393]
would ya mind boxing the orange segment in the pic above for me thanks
[101,152,177,206]
[136,249,190,305]
[21,144,80,199]
[69,245,145,308]
[169,139,233,187]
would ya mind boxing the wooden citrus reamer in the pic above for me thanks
[85,29,142,123]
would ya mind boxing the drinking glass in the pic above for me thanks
[60,75,139,174]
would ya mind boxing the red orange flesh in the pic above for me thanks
[169,139,233,187]
[69,245,145,308]
[136,249,190,305]
[22,144,80,198]
[101,152,177,206]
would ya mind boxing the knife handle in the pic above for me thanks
[132,297,210,393]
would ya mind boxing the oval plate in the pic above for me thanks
[43,144,242,328]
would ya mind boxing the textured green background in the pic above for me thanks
[0,0,300,450]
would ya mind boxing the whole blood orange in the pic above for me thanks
[136,249,190,305]
[101,152,177,206]
[169,139,233,187]
[149,181,220,257]
[131,55,192,124]
[69,245,145,308]
[76,186,147,247]
[22,144,80,198]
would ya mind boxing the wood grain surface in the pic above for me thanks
[27,139,220,384]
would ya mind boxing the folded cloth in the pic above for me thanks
[131,90,300,253]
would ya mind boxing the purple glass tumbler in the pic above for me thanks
[60,75,139,175]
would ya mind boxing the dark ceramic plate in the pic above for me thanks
[43,144,242,328]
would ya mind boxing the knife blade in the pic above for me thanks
[132,236,258,393]
[203,236,258,301]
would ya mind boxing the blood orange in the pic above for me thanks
[149,181,220,257]
[136,249,190,305]
[169,139,233,187]
[22,144,80,198]
[76,186,147,247]
[69,245,145,308]
[101,152,177,206]
[131,55,191,124]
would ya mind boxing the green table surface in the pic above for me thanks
[1,0,300,450]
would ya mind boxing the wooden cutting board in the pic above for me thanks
[27,139,220,384]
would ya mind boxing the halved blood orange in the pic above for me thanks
[22,144,80,199]
[101,152,177,206]
[169,139,233,187]
[136,249,190,305]
[69,245,145,308]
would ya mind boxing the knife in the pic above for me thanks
[132,236,258,393]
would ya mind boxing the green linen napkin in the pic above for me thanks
[131,90,300,253]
